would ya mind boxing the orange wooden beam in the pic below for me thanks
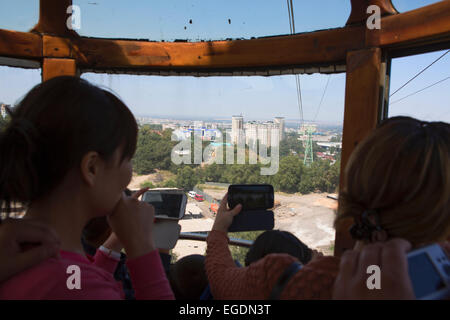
[42,58,77,81]
[42,26,366,71]
[0,29,42,60]
[367,0,450,49]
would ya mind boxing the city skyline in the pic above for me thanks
[135,114,342,129]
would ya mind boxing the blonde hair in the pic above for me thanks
[335,116,450,247]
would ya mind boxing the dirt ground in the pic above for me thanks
[128,170,175,190]
[172,189,338,259]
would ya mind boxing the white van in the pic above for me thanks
[188,191,197,198]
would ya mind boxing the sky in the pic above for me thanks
[0,0,448,124]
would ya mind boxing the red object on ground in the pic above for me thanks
[210,203,219,215]
[194,194,204,202]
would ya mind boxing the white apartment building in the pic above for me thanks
[231,115,244,144]
[0,103,8,118]
[274,117,285,140]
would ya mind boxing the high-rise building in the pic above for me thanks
[0,103,9,119]
[258,122,276,147]
[274,117,285,140]
[232,116,284,148]
[231,115,244,144]
[244,121,258,145]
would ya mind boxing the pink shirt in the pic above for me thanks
[0,249,174,300]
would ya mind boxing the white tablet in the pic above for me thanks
[142,188,187,220]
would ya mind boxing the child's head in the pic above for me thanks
[335,116,450,247]
[169,254,208,300]
[0,76,138,217]
[245,230,313,266]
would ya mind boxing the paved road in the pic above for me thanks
[185,198,215,220]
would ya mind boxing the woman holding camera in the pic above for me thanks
[0,76,174,299]
[205,116,450,300]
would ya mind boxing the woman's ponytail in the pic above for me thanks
[0,116,40,217]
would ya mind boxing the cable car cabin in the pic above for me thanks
[0,0,449,301]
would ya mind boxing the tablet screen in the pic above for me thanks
[143,192,184,218]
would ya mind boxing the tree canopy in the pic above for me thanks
[132,125,340,194]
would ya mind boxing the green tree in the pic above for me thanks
[176,166,200,191]
[133,127,176,174]
[0,114,11,132]
[202,163,226,182]
[140,181,155,189]
[272,155,303,193]
[221,164,263,185]
[161,179,177,188]
[279,132,304,157]
[298,159,340,194]
[148,124,163,131]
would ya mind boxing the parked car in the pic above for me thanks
[188,191,197,198]
[194,194,204,202]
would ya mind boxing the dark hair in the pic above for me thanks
[0,76,138,215]
[245,230,313,266]
[168,254,208,300]
[124,188,132,197]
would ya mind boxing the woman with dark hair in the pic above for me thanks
[205,116,450,300]
[0,76,174,299]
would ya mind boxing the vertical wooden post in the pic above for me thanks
[346,0,398,26]
[35,0,80,81]
[42,58,78,82]
[32,0,76,37]
[334,48,387,257]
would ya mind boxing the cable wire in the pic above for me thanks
[390,76,450,105]
[289,0,296,34]
[287,0,303,128]
[295,74,303,127]
[390,49,449,98]
[313,75,331,122]
[287,0,294,34]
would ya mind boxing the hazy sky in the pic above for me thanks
[0,0,448,124]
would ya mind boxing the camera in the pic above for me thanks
[227,184,274,211]
[141,188,186,249]
[407,243,450,300]
[141,188,187,220]
[227,184,275,232]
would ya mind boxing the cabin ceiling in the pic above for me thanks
[0,0,449,76]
